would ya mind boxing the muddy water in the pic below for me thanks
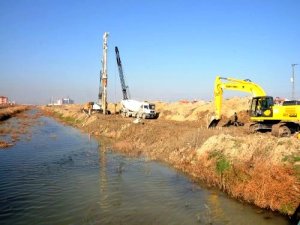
[0,112,291,225]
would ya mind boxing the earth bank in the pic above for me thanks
[0,105,32,148]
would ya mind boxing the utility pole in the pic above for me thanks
[291,64,298,100]
[101,32,109,114]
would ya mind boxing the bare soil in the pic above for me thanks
[40,98,300,216]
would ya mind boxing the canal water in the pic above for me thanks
[0,112,291,225]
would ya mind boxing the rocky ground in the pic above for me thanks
[40,98,300,217]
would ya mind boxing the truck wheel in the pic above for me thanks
[278,126,291,137]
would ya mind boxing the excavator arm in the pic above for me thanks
[209,76,266,127]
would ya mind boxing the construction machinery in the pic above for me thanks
[114,46,157,119]
[83,32,110,115]
[82,101,102,112]
[120,99,156,119]
[115,46,130,100]
[98,32,109,114]
[209,76,300,137]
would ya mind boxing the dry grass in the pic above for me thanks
[197,134,300,164]
[230,162,299,214]
[0,140,14,148]
[0,105,30,121]
[0,107,39,148]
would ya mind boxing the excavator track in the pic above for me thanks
[271,123,280,136]
[244,122,261,134]
[271,123,291,137]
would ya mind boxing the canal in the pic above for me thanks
[0,111,291,224]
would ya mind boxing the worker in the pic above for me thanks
[233,112,239,126]
[256,99,262,116]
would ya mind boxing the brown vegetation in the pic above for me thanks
[0,107,37,149]
[0,105,30,121]
[0,140,14,148]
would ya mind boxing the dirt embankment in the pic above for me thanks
[0,106,34,148]
[154,97,251,124]
[0,105,31,121]
[40,99,300,216]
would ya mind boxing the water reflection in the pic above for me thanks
[99,146,108,210]
[207,193,228,223]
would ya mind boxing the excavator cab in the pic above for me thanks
[250,96,274,117]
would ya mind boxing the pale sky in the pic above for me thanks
[1,0,299,104]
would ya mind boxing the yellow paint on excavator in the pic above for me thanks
[208,76,266,128]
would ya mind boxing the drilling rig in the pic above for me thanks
[99,32,109,114]
[83,32,110,115]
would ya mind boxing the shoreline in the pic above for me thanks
[0,105,31,121]
[0,106,34,148]
[40,103,300,217]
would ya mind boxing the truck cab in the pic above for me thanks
[139,103,156,119]
[120,99,157,119]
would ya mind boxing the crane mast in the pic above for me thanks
[100,32,109,114]
[115,46,130,100]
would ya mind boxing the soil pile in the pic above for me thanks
[155,97,251,126]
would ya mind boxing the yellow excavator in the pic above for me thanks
[209,76,300,137]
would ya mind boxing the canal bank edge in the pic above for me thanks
[0,106,32,148]
[40,104,300,217]
[0,105,31,121]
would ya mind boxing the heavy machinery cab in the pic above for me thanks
[141,103,156,113]
[250,96,274,117]
[148,104,155,110]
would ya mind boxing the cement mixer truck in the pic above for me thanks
[115,47,157,119]
[120,99,157,119]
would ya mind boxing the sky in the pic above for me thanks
[0,0,300,104]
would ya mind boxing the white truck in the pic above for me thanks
[92,102,111,114]
[82,102,111,115]
[120,99,157,119]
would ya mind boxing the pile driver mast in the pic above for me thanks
[115,46,130,100]
[99,32,109,114]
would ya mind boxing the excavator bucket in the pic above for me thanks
[208,116,220,128]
